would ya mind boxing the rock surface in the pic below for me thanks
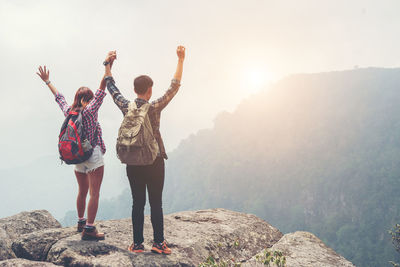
[0,258,58,266]
[46,209,283,266]
[274,231,355,266]
[0,210,61,261]
[12,227,76,261]
[0,228,15,261]
[244,231,355,267]
[0,209,356,266]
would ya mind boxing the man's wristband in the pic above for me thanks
[103,61,110,66]
[45,80,51,85]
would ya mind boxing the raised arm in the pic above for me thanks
[84,53,116,114]
[36,65,58,95]
[174,46,185,81]
[37,65,71,116]
[85,75,108,114]
[99,74,106,91]
[104,50,116,78]
[104,51,130,114]
[152,45,185,111]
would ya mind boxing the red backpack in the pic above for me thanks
[58,111,94,164]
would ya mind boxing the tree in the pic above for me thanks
[390,224,400,267]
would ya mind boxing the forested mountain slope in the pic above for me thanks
[162,68,400,266]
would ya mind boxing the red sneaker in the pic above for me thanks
[128,243,144,253]
[151,241,171,255]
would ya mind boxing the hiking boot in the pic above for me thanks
[151,241,171,255]
[128,243,144,253]
[77,219,86,232]
[81,225,105,241]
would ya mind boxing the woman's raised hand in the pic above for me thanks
[36,65,50,83]
[36,65,58,95]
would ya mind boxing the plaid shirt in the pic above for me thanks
[55,89,107,154]
[105,76,181,159]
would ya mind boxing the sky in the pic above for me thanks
[1,0,400,216]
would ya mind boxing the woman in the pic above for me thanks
[36,54,114,240]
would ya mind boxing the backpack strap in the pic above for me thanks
[69,109,98,146]
[129,101,137,110]
[141,102,151,113]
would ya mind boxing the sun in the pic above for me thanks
[246,69,266,88]
[241,67,273,94]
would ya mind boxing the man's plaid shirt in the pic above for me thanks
[105,76,181,159]
[55,89,107,154]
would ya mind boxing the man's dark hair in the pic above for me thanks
[134,75,153,95]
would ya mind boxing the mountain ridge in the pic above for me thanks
[161,67,400,266]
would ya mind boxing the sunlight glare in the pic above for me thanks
[241,66,273,94]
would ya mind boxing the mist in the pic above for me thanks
[1,0,400,221]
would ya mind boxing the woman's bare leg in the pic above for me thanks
[87,166,104,224]
[75,171,89,218]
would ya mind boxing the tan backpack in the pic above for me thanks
[116,101,159,165]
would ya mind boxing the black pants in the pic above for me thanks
[126,157,165,244]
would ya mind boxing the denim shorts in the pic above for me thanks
[74,146,104,173]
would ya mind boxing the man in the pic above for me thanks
[104,46,185,254]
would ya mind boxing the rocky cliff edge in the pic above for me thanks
[0,209,354,266]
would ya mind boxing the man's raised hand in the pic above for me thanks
[173,46,185,81]
[177,46,185,61]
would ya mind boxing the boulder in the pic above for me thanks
[0,210,61,239]
[244,231,355,267]
[46,208,283,266]
[0,210,61,261]
[0,228,15,260]
[12,227,76,261]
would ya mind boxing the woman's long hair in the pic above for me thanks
[71,87,94,112]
